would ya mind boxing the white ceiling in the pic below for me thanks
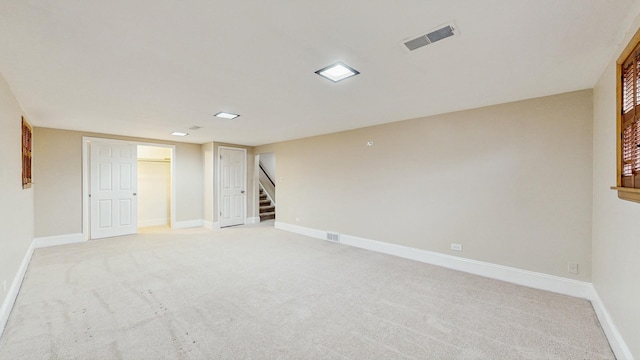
[1,1,639,146]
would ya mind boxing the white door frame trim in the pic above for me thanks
[82,137,176,240]
[253,154,260,223]
[217,146,247,227]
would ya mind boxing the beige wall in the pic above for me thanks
[0,73,33,310]
[257,90,594,280]
[173,141,204,222]
[33,127,82,236]
[592,17,640,359]
[202,142,215,224]
[33,128,203,238]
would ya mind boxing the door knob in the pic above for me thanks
[241,190,245,194]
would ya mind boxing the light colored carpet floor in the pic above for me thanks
[0,222,614,359]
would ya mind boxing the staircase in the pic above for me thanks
[259,187,275,221]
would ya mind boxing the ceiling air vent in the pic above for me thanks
[402,22,459,52]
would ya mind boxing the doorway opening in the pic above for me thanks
[82,137,176,240]
[257,152,276,224]
[137,145,172,231]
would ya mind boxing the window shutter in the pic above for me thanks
[22,117,32,189]
[623,60,634,116]
[634,120,640,187]
[620,46,640,188]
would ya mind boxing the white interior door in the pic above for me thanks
[219,147,246,227]
[90,141,138,239]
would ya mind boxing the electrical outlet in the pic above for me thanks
[568,262,579,274]
[451,243,463,251]
[295,217,300,222]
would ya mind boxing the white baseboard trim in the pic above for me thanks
[589,287,634,360]
[344,233,593,299]
[275,222,592,299]
[276,221,635,359]
[0,242,34,339]
[172,220,204,229]
[246,217,260,225]
[275,222,327,240]
[203,221,221,230]
[138,218,169,228]
[32,233,85,249]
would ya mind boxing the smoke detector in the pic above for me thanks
[401,22,459,52]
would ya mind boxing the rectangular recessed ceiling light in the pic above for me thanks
[315,62,360,82]
[214,112,240,119]
[170,131,189,136]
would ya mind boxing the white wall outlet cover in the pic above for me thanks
[451,243,463,251]
[568,263,579,274]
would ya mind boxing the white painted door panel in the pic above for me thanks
[90,141,138,239]
[220,147,246,227]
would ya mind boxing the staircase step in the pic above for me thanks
[260,212,275,221]
[258,186,274,221]
[260,205,275,213]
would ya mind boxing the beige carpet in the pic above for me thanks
[0,222,614,359]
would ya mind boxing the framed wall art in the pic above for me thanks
[22,116,32,189]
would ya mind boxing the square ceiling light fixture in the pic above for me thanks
[315,62,360,83]
[170,131,189,137]
[214,111,240,119]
